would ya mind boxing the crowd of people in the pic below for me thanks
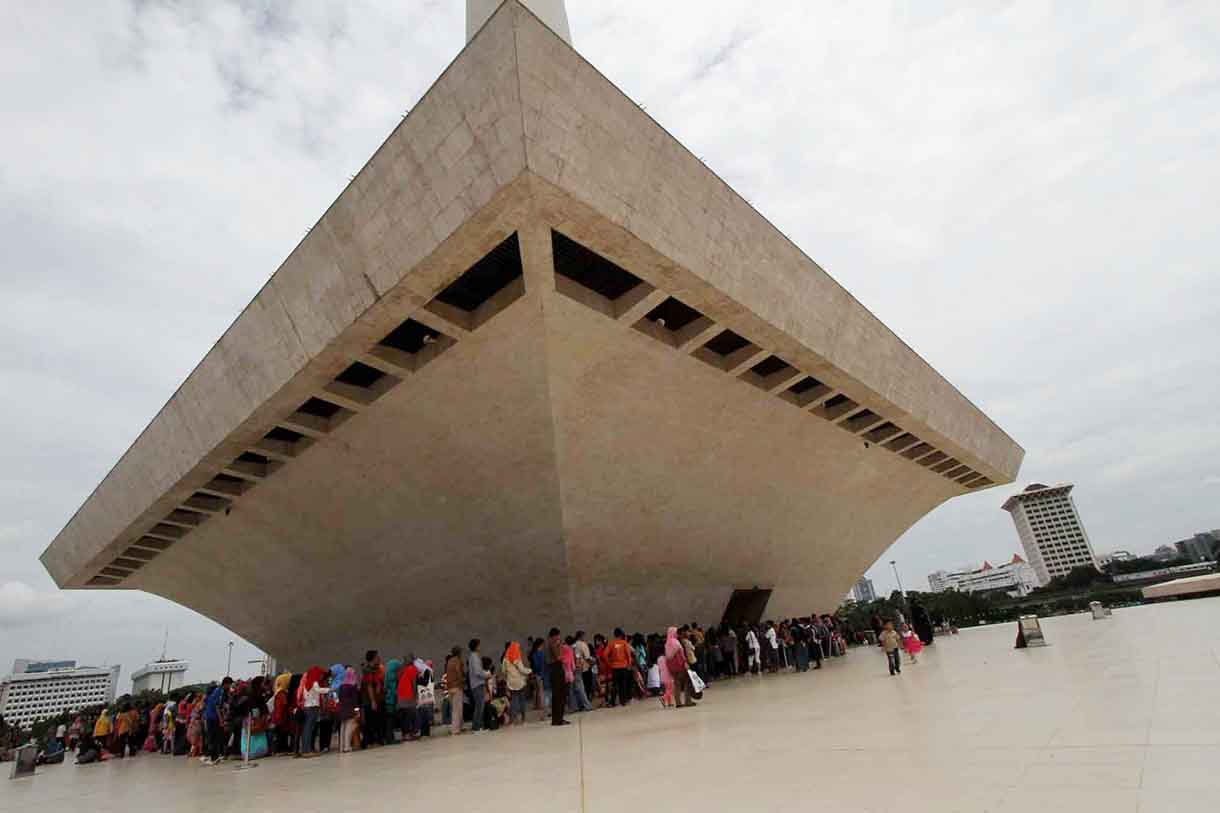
[56,613,877,766]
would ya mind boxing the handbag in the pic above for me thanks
[687,669,706,699]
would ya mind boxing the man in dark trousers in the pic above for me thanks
[546,627,569,726]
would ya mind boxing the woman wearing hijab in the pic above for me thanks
[665,627,695,708]
[396,656,419,740]
[270,672,292,754]
[297,667,329,757]
[337,667,360,753]
[501,641,532,726]
[91,708,112,755]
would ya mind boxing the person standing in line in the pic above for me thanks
[415,659,435,738]
[546,628,569,726]
[764,621,780,673]
[467,639,489,732]
[445,646,467,735]
[573,631,594,705]
[336,667,360,753]
[297,668,330,757]
[360,651,385,748]
[563,636,591,712]
[530,638,548,718]
[607,628,634,706]
[202,678,230,765]
[502,641,532,726]
[665,627,695,708]
[880,621,903,676]
[383,656,402,744]
[745,626,761,675]
[396,655,419,741]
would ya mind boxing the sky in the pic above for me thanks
[2,1,1218,686]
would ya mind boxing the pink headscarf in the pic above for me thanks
[664,627,685,672]
[342,667,359,688]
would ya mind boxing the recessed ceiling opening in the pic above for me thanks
[740,355,797,391]
[427,232,524,330]
[552,231,644,303]
[780,376,833,408]
[633,296,713,349]
[813,393,858,421]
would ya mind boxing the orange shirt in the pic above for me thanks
[607,638,632,669]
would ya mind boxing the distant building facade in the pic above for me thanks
[852,577,877,603]
[131,660,189,694]
[928,555,1040,597]
[1002,483,1097,585]
[0,662,120,729]
[1175,531,1219,563]
[1097,550,1135,569]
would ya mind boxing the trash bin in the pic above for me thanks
[9,744,36,779]
[1089,601,1108,620]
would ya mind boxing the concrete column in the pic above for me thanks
[468,0,572,45]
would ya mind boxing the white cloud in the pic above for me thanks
[0,581,75,629]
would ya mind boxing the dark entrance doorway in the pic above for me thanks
[721,588,773,628]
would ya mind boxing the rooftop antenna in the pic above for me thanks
[467,0,572,46]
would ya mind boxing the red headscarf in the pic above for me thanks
[302,666,325,691]
[505,642,523,664]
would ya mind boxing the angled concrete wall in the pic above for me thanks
[42,3,1022,666]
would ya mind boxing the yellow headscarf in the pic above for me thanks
[274,671,292,694]
[93,709,112,737]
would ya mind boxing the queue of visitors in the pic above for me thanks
[62,614,862,766]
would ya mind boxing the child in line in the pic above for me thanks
[880,621,902,676]
[900,623,923,664]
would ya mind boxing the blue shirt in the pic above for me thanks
[531,649,548,688]
[204,686,225,721]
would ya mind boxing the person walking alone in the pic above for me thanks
[880,621,903,676]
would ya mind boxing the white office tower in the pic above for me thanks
[131,659,189,694]
[0,662,121,728]
[1002,483,1097,586]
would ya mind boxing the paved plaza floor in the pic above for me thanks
[5,598,1220,812]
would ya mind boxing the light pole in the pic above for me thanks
[890,560,907,605]
[226,641,234,677]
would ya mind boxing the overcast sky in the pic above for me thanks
[2,1,1218,685]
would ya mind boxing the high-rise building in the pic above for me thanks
[1001,483,1097,585]
[0,662,120,729]
[927,555,1040,597]
[131,659,189,694]
[852,577,877,603]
